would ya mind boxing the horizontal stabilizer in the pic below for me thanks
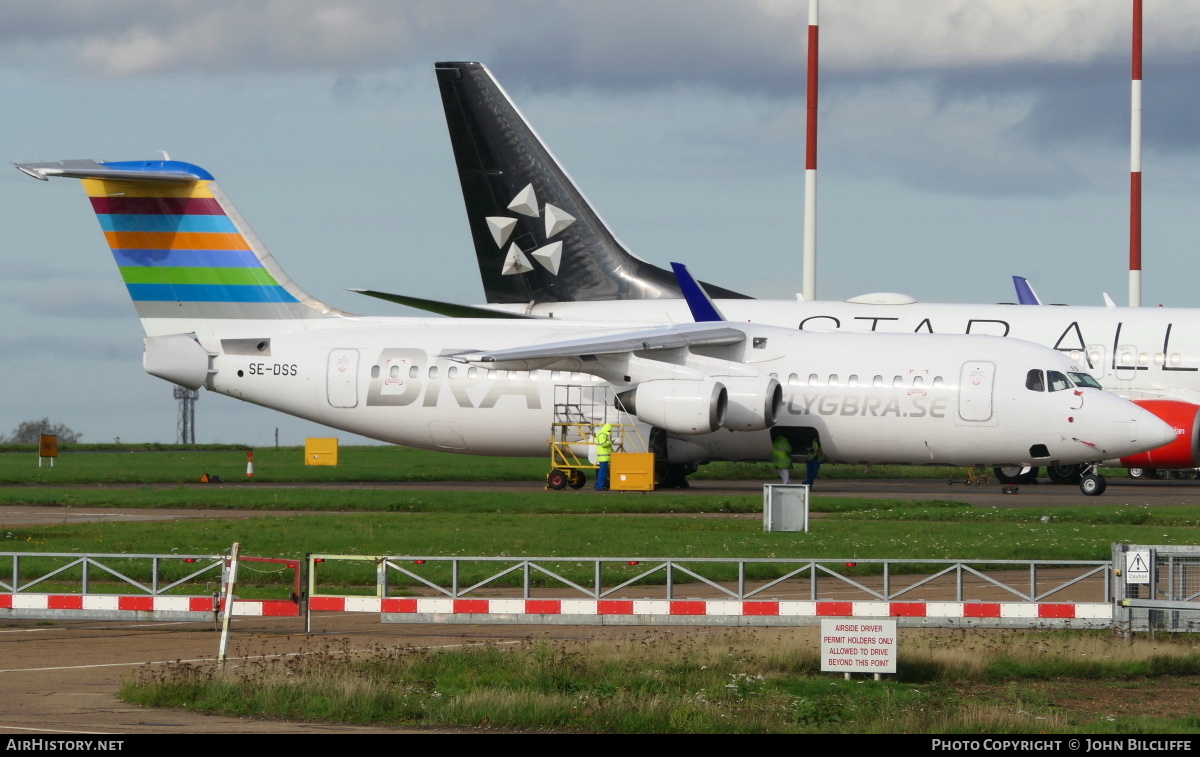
[350,289,538,319]
[14,159,212,183]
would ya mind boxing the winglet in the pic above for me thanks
[671,263,725,322]
[1012,276,1042,305]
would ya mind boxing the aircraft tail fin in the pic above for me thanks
[435,61,749,305]
[15,159,348,337]
[1012,276,1042,306]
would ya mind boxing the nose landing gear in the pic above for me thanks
[1079,463,1107,496]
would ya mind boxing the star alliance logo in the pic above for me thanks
[485,184,575,277]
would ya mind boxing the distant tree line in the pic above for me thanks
[0,418,81,444]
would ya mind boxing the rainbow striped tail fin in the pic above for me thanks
[15,159,347,337]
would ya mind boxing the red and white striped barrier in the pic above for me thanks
[0,593,298,618]
[309,596,1111,625]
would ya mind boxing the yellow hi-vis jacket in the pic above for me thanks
[596,424,614,463]
[772,435,793,468]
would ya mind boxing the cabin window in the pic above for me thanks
[893,376,903,388]
[1026,369,1045,392]
[808,374,819,386]
[591,374,602,382]
[371,365,380,379]
[848,375,859,387]
[933,376,944,388]
[1171,354,1183,367]
[487,369,497,380]
[507,371,518,380]
[409,366,419,379]
[913,376,924,388]
[1069,350,1084,362]
[1155,353,1166,366]
[828,375,839,387]
[571,372,582,382]
[529,370,539,380]
[390,365,401,379]
[428,366,438,379]
[1047,370,1071,392]
[753,338,767,349]
[873,375,883,388]
[552,371,563,381]
[1138,352,1149,366]
[448,366,458,379]
[788,373,799,386]
[1120,353,1134,366]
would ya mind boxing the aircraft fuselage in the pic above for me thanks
[192,318,1164,468]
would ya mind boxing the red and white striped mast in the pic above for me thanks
[1129,0,1143,307]
[802,0,819,301]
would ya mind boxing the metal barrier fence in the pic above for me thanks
[8,548,1199,632]
[0,551,301,620]
[1115,544,1200,633]
[306,554,1115,629]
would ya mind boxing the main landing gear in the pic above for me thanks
[1046,463,1084,484]
[993,466,1038,485]
[993,463,1104,494]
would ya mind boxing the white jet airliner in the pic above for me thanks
[14,158,1173,495]
[428,61,1200,486]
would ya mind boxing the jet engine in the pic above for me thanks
[1119,399,1200,469]
[719,376,783,431]
[618,379,727,435]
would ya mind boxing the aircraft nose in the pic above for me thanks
[1086,392,1178,459]
[1136,404,1179,450]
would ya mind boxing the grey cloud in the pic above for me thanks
[0,333,138,361]
[4,1,1193,85]
[2,264,132,319]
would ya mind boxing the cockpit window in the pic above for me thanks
[1047,370,1072,392]
[1068,372,1103,389]
[1026,369,1045,392]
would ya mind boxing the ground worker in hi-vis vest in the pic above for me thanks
[772,434,793,484]
[595,423,613,491]
[804,438,823,487]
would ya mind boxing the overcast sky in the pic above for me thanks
[2,1,1198,445]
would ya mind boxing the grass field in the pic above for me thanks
[121,630,1200,734]
[5,444,1200,733]
[0,444,1031,485]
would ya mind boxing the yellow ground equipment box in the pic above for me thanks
[546,385,649,490]
[610,453,656,492]
[305,437,339,466]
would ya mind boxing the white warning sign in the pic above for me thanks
[1126,550,1152,585]
[821,619,897,674]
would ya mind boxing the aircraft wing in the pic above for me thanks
[446,323,746,364]
[350,289,538,319]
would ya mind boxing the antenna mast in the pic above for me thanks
[173,386,198,444]
[802,0,819,301]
